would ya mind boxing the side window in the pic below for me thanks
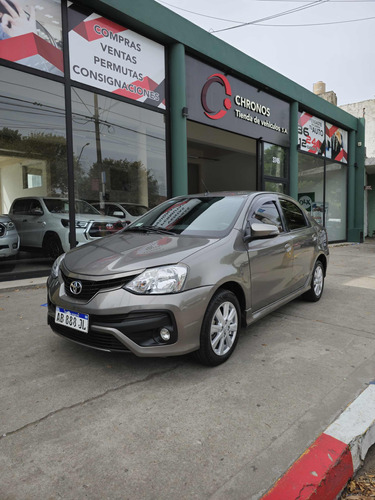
[249,200,283,231]
[106,205,117,216]
[280,199,308,230]
[29,200,43,215]
[12,199,30,215]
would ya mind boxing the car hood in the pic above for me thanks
[63,230,216,276]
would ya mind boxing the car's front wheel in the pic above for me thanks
[43,233,63,260]
[195,290,240,366]
[303,260,324,302]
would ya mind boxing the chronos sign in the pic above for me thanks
[186,56,290,147]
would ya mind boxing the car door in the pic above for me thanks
[278,198,317,291]
[26,199,46,247]
[9,198,33,246]
[246,196,295,312]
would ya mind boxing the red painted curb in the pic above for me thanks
[262,433,353,499]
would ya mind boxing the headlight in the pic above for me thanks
[6,221,15,230]
[76,220,89,228]
[125,264,188,294]
[51,253,65,279]
[61,219,88,228]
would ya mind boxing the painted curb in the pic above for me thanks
[262,382,375,500]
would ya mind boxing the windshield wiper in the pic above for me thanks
[126,225,176,235]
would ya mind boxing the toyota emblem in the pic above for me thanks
[70,280,83,295]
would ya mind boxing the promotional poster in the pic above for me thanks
[0,0,63,74]
[326,122,348,163]
[298,112,325,155]
[298,112,348,163]
[68,4,166,109]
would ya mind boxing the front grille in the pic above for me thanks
[88,221,123,238]
[62,272,135,301]
[51,320,129,351]
[0,223,5,237]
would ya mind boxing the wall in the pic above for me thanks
[340,100,375,237]
[0,158,47,213]
[367,174,375,237]
[340,100,375,157]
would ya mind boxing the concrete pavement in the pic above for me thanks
[1,240,375,499]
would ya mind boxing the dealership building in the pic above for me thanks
[0,0,365,279]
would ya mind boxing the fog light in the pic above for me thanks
[160,328,171,341]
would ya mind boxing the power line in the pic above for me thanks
[157,1,242,23]
[157,0,375,29]
[253,0,375,2]
[256,14,375,25]
[211,0,330,33]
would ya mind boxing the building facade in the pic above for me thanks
[0,0,365,280]
[340,100,375,237]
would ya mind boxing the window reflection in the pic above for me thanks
[326,162,347,241]
[0,67,66,277]
[71,88,167,213]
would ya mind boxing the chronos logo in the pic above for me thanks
[201,73,232,120]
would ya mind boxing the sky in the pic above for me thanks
[156,0,375,106]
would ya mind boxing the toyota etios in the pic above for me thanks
[47,192,329,366]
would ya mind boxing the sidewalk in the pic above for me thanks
[261,238,375,499]
[1,239,375,500]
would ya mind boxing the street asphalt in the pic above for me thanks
[1,239,375,499]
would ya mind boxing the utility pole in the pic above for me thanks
[94,94,106,209]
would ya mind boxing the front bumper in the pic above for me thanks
[0,235,20,258]
[47,276,213,357]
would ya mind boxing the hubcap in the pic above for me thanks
[313,265,323,297]
[210,301,238,356]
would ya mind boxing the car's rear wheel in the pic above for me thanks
[195,290,240,366]
[43,234,63,260]
[303,260,324,302]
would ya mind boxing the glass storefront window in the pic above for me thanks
[326,162,347,241]
[265,181,285,193]
[298,153,325,226]
[264,143,285,178]
[187,122,257,193]
[0,66,66,277]
[263,142,287,193]
[71,88,167,219]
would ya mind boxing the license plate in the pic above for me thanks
[55,307,89,333]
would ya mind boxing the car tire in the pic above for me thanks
[43,234,63,260]
[303,260,324,302]
[195,290,240,366]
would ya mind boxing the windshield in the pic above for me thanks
[128,196,246,237]
[44,199,101,215]
[121,204,149,216]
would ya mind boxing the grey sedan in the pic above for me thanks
[47,192,329,366]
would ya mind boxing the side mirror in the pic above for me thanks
[30,207,43,215]
[113,211,124,218]
[244,222,279,242]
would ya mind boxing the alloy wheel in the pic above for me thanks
[210,301,238,356]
